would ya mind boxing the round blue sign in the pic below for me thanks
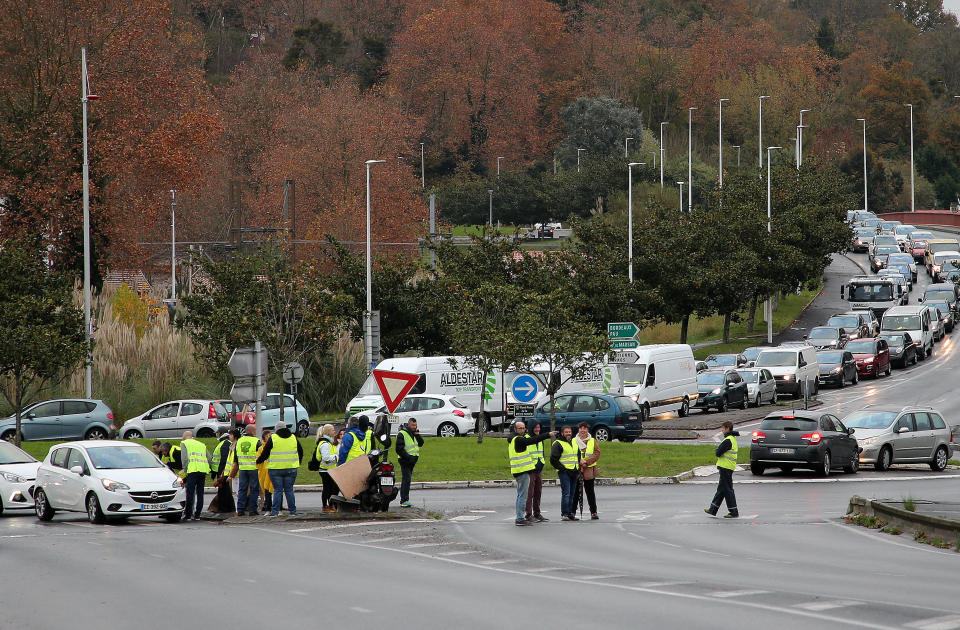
[511,375,539,403]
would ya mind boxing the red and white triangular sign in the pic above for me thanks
[372,369,420,414]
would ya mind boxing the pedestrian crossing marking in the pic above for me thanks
[709,589,769,598]
[906,615,960,630]
[794,600,863,612]
[450,515,485,521]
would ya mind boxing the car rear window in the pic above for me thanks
[754,351,797,367]
[449,397,467,408]
[843,341,876,353]
[930,414,946,430]
[817,352,842,363]
[760,417,818,431]
[698,373,725,385]
[615,396,641,412]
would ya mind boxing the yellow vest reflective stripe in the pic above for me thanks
[316,437,337,470]
[266,434,299,469]
[527,436,544,464]
[346,431,370,462]
[557,440,579,470]
[399,429,420,457]
[580,437,597,467]
[508,436,535,474]
[716,435,739,471]
[181,439,210,474]
[235,436,259,470]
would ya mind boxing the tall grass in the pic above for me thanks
[299,334,365,416]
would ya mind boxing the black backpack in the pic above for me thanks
[307,439,320,471]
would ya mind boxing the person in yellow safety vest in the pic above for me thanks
[550,425,580,521]
[211,428,238,514]
[177,430,211,521]
[229,423,262,516]
[508,419,556,526]
[256,421,303,517]
[705,421,740,518]
[338,416,371,465]
[524,422,548,522]
[395,419,424,508]
[160,442,179,471]
[210,428,231,481]
[315,424,340,512]
[575,422,601,520]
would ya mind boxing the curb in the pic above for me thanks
[840,252,868,275]
[202,508,433,524]
[847,495,960,542]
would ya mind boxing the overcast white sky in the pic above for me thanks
[945,1,960,17]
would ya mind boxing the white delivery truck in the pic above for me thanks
[617,344,699,420]
[842,276,904,318]
[504,357,621,423]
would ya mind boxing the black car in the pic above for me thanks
[878,331,918,367]
[803,326,848,350]
[704,353,748,368]
[750,411,859,476]
[816,350,858,388]
[825,313,869,340]
[927,301,955,333]
[694,369,749,413]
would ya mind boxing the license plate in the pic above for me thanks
[141,503,167,510]
[770,448,795,455]
[380,476,394,488]
[387,414,400,424]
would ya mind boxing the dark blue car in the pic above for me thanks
[532,393,643,443]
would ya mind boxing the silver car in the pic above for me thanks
[120,400,229,439]
[736,368,777,407]
[842,406,953,471]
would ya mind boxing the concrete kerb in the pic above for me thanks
[847,495,960,543]
[840,252,869,275]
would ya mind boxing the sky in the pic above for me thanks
[946,1,960,17]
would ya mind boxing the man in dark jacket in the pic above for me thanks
[705,421,740,518]
[211,428,231,481]
[524,422,548,522]
[338,417,370,465]
[508,419,556,526]
[550,425,579,520]
[395,419,424,508]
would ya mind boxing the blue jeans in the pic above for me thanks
[559,469,577,516]
[268,468,297,515]
[236,469,260,514]
[514,472,530,522]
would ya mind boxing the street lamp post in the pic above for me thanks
[625,137,633,158]
[420,142,425,189]
[577,148,585,173]
[80,47,99,399]
[758,95,770,171]
[765,146,781,344]
[170,190,176,303]
[364,159,386,372]
[627,162,645,283]
[906,103,915,212]
[651,152,657,168]
[688,107,697,212]
[731,145,741,167]
[488,189,493,226]
[857,118,868,212]
[497,156,504,177]
[660,122,669,188]
[797,109,810,168]
[719,98,729,188]
[677,182,685,212]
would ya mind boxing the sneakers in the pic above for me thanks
[704,508,717,516]
[322,506,336,513]
[265,513,278,518]
[723,513,739,519]
[515,519,532,526]
[400,501,414,508]
[534,515,549,522]
[590,513,599,520]
[562,514,579,521]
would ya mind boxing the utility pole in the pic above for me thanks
[660,122,669,189]
[420,142,425,189]
[282,179,296,261]
[688,107,697,212]
[857,118,868,212]
[81,48,98,399]
[718,98,729,188]
[170,190,177,303]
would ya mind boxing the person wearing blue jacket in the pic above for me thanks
[338,417,371,465]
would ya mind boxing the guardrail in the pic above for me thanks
[877,210,960,227]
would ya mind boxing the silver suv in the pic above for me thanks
[842,406,953,471]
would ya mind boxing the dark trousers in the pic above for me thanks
[583,477,597,514]
[214,477,235,513]
[558,469,577,516]
[709,467,738,516]
[183,472,206,519]
[320,471,339,507]
[400,461,416,502]
[525,469,543,518]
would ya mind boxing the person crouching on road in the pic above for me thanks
[256,421,303,517]
[705,421,740,518]
[508,419,556,526]
[396,418,424,508]
[257,429,273,513]
[525,422,548,522]
[550,425,580,521]
[576,422,601,520]
[230,423,261,516]
[316,424,339,512]
[178,431,211,521]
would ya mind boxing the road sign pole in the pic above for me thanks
[254,340,263,434]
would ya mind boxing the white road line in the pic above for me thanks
[526,567,565,573]
[710,589,770,598]
[828,522,954,556]
[478,559,511,565]
[652,540,681,548]
[580,574,627,580]
[350,607,372,614]
[470,510,497,513]
[450,515,484,522]
[438,551,475,556]
[405,541,452,548]
[637,581,691,588]
[244,579,257,583]
[290,590,308,596]
[795,600,864,611]
[364,537,398,543]
[905,615,960,630]
[287,520,409,532]
[683,475,956,485]
[692,548,729,557]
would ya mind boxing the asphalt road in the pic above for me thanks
[5,229,960,630]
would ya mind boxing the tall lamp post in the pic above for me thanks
[797,109,810,168]
[688,106,697,212]
[625,137,633,158]
[765,146,781,344]
[577,148,585,173]
[81,47,99,399]
[419,142,425,189]
[497,156,504,177]
[627,162,645,283]
[677,182,685,212]
[364,159,386,372]
[660,122,669,188]
[718,98,729,188]
[758,95,770,171]
[906,103,915,212]
[169,190,177,303]
[856,118,868,212]
[488,189,493,226]
[731,145,741,167]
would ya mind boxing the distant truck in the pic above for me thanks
[841,276,904,317]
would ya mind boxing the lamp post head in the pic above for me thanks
[365,159,386,165]
[904,103,913,108]
[800,108,810,114]
[856,118,865,121]
[626,137,634,141]
[661,121,669,127]
[760,95,770,99]
[628,162,644,167]
[719,98,729,104]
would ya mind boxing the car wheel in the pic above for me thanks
[930,445,949,472]
[717,397,727,413]
[852,372,858,384]
[843,456,859,474]
[838,374,845,388]
[196,428,215,439]
[297,421,310,438]
[678,398,689,418]
[917,348,925,362]
[161,513,183,523]
[752,393,761,408]
[885,363,892,377]
[818,451,832,477]
[34,489,55,521]
[124,429,142,439]
[1,429,18,442]
[84,427,108,440]
[641,404,650,423]
[738,391,748,409]
[437,421,459,438]
[875,446,892,471]
[750,463,765,476]
[593,426,611,442]
[86,493,106,524]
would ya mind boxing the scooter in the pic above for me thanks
[334,415,398,512]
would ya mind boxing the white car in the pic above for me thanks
[735,368,777,407]
[0,440,41,515]
[121,400,230,439]
[34,441,186,523]
[353,394,473,437]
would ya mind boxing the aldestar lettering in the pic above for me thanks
[440,371,485,387]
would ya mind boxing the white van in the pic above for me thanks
[882,305,934,359]
[617,344,698,419]
[754,345,819,398]
[506,359,621,413]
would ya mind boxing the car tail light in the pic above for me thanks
[802,432,822,445]
[379,463,394,473]
[452,409,465,417]
[616,417,624,424]
[107,412,114,420]
[208,404,217,419]
[752,431,765,444]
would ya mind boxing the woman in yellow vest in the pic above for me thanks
[256,429,273,513]
[705,421,739,518]
[576,422,601,520]
[316,424,339,512]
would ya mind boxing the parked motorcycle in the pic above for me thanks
[335,415,398,512]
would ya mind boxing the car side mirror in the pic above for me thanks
[918,296,923,302]
[897,426,909,434]
[847,428,855,435]
[802,334,808,340]
[70,465,85,476]
[26,413,36,420]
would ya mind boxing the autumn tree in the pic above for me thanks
[859,61,932,157]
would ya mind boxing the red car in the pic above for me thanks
[842,338,891,378]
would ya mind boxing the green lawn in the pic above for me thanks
[15,437,751,483]
[450,225,520,237]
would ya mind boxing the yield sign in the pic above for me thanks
[372,369,420,414]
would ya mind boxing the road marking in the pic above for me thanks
[829,522,955,556]
[683,475,956,485]
[244,579,256,583]
[288,520,409,532]
[438,550,474,556]
[580,574,626,580]
[290,590,309,596]
[478,559,511,565]
[710,589,769,598]
[450,515,485,522]
[470,510,496,513]
[350,607,372,614]
[652,540,681,548]
[905,616,960,630]
[795,600,864,611]
[364,537,397,543]
[638,581,690,588]
[692,548,729,557]
[617,511,650,522]
[405,541,452,548]
[526,567,565,573]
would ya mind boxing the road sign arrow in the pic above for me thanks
[511,375,540,403]
[607,322,640,339]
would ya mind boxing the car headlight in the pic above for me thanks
[0,471,26,483]
[172,479,183,489]
[832,367,842,373]
[864,357,874,363]
[101,478,130,492]
[782,374,792,381]
[711,388,722,395]
[858,436,878,446]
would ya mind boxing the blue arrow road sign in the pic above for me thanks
[511,375,539,403]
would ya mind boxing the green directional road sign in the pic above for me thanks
[607,322,639,339]
[610,339,640,349]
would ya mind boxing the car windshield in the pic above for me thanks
[755,351,796,367]
[0,441,37,464]
[843,340,876,353]
[930,243,960,255]
[619,364,647,386]
[742,347,764,361]
[817,352,843,364]
[933,253,960,264]
[844,411,897,430]
[879,334,905,346]
[882,315,921,331]
[895,226,915,235]
[705,355,735,366]
[875,247,899,255]
[760,417,818,431]
[911,232,933,241]
[736,370,758,382]
[889,266,911,277]
[855,228,875,236]
[86,445,165,470]
[849,283,892,301]
[827,316,858,328]
[615,396,641,412]
[808,328,837,339]
[924,289,955,302]
[449,397,467,408]
[698,373,726,385]
[887,255,912,265]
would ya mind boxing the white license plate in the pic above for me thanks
[387,414,400,424]
[770,448,795,455]
[380,476,394,488]
[141,503,168,510]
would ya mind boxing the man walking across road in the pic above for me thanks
[550,425,579,521]
[525,422,548,522]
[508,419,556,526]
[230,423,261,516]
[575,422,601,520]
[705,421,740,518]
[395,419,424,508]
[257,421,303,517]
[178,431,211,521]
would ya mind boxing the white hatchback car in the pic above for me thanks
[735,368,777,407]
[121,400,230,439]
[0,440,41,515]
[34,441,186,523]
[353,394,473,437]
